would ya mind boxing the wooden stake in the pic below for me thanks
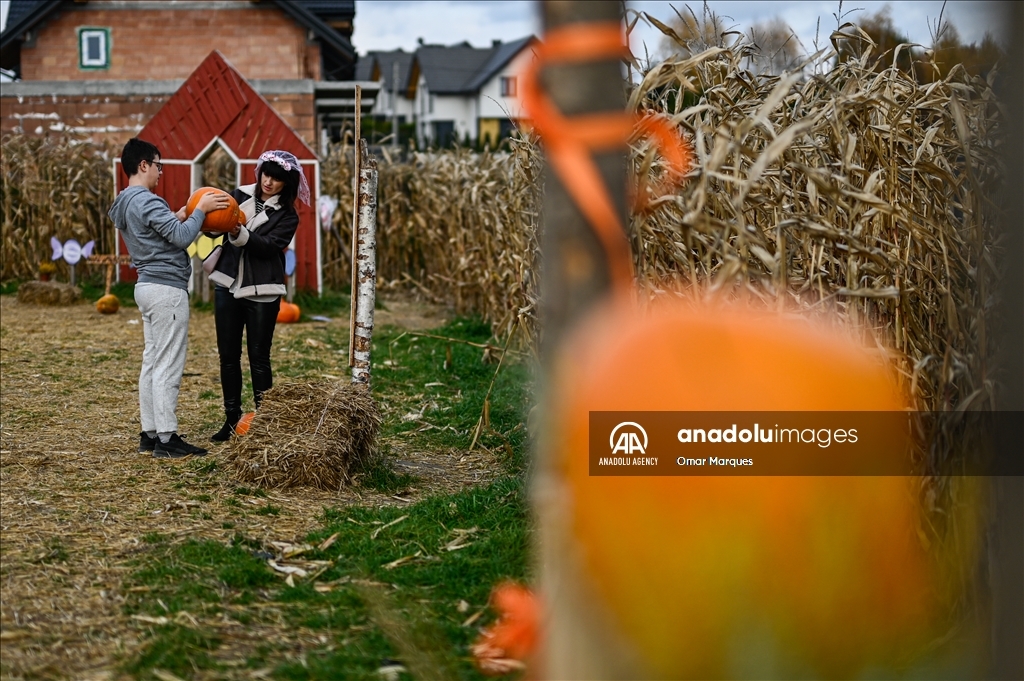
[349,85,362,367]
[534,2,632,678]
[538,0,629,362]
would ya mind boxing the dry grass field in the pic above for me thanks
[0,295,511,679]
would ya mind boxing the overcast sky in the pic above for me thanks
[353,1,1008,58]
[0,1,1009,61]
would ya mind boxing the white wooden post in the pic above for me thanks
[351,140,378,385]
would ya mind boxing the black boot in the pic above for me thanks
[211,413,241,442]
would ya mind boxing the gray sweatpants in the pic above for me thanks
[135,282,190,436]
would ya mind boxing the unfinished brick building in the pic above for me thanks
[0,0,369,148]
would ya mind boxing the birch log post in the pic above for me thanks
[351,140,378,385]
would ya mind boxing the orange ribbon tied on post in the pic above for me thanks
[520,22,693,291]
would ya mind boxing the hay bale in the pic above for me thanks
[223,382,381,490]
[16,281,81,306]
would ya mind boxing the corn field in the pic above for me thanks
[319,139,542,347]
[1,38,1004,427]
[1,134,115,282]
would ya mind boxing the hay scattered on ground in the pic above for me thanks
[224,382,382,491]
[0,295,496,678]
[15,280,82,305]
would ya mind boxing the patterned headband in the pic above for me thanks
[254,150,311,206]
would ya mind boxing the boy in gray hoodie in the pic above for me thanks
[109,137,230,458]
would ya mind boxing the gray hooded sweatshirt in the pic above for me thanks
[108,186,207,291]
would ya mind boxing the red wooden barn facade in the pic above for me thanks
[113,51,321,292]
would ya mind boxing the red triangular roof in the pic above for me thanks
[138,50,316,161]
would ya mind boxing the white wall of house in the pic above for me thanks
[477,47,534,121]
[415,79,476,144]
[370,86,415,122]
[433,95,475,139]
[414,43,534,147]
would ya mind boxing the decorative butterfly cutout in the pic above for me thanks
[51,238,95,265]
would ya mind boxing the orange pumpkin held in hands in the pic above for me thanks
[185,187,246,235]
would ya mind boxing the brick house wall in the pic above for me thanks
[1,3,321,147]
[19,4,321,82]
[0,82,316,148]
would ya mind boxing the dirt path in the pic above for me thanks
[0,294,500,679]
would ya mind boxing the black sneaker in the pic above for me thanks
[154,434,208,458]
[139,432,157,453]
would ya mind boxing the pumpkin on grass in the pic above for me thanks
[277,301,300,324]
[95,261,120,314]
[96,293,120,314]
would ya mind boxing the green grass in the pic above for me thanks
[123,477,529,679]
[121,314,534,679]
[371,317,531,465]
[79,279,137,305]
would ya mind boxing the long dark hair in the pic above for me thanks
[257,160,300,210]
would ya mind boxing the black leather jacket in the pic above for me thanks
[208,184,299,298]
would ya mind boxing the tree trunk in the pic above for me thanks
[351,141,378,386]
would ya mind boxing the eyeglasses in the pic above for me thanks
[147,160,164,172]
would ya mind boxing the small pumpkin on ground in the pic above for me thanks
[277,301,300,324]
[95,262,119,314]
[96,293,120,314]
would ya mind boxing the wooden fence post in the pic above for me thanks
[990,3,1023,678]
[533,2,633,678]
[538,0,628,361]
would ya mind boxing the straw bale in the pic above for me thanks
[223,382,382,490]
[15,280,82,305]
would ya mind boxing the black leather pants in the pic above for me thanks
[214,287,281,419]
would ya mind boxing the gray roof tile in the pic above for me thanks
[414,36,534,95]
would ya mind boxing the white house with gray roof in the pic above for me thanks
[359,36,536,148]
[355,48,416,131]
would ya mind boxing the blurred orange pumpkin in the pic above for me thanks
[96,293,120,314]
[545,300,937,679]
[235,411,255,436]
[186,187,246,235]
[277,301,300,324]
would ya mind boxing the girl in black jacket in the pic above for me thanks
[208,150,309,441]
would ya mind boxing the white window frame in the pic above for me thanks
[78,28,110,70]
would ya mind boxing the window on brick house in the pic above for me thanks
[78,28,110,69]
[500,76,517,97]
